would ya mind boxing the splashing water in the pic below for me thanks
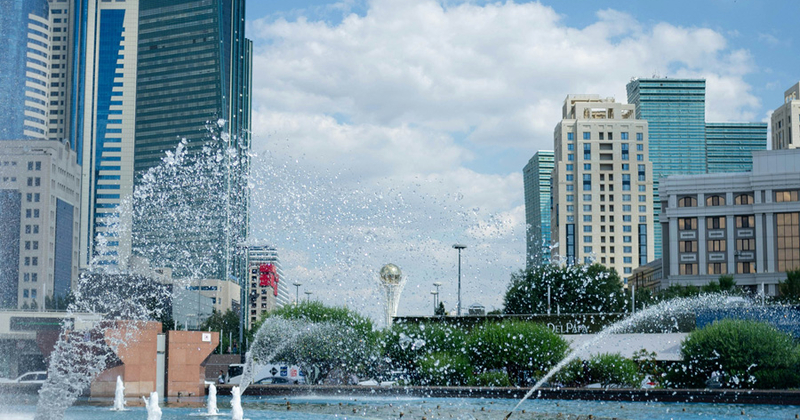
[230,387,243,420]
[207,383,219,416]
[143,392,162,420]
[502,294,748,419]
[111,376,126,411]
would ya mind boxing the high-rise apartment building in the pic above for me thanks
[0,0,51,140]
[626,79,706,260]
[76,0,141,268]
[0,140,81,309]
[772,82,800,150]
[132,0,253,281]
[705,123,767,173]
[552,95,654,278]
[523,151,554,267]
[246,245,290,326]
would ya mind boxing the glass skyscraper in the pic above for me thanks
[523,151,554,268]
[76,0,141,268]
[626,79,707,259]
[132,0,253,281]
[0,0,51,140]
[705,122,767,173]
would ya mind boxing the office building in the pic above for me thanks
[132,0,253,281]
[75,0,141,268]
[660,150,800,295]
[0,140,81,309]
[523,151,554,267]
[626,78,707,259]
[551,95,654,278]
[772,82,800,150]
[705,123,767,173]
[246,245,290,326]
[0,0,51,140]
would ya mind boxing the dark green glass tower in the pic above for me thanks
[133,0,252,281]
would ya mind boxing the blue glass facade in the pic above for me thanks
[133,0,252,280]
[0,0,50,140]
[627,79,707,260]
[69,0,90,164]
[54,199,74,300]
[523,151,554,268]
[705,123,767,173]
[0,190,21,308]
[90,9,126,264]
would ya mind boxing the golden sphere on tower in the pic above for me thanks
[379,264,402,285]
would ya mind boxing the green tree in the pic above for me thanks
[200,309,240,353]
[384,322,467,376]
[779,269,800,303]
[667,319,800,389]
[434,302,446,316]
[503,263,626,314]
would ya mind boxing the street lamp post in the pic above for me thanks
[430,290,438,314]
[432,282,442,307]
[304,290,313,301]
[293,282,302,305]
[452,244,466,317]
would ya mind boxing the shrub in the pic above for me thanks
[554,354,640,387]
[467,320,569,385]
[469,370,511,387]
[667,319,800,389]
[383,322,467,373]
[417,352,473,386]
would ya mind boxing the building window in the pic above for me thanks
[584,246,593,253]
[777,212,800,272]
[678,218,697,230]
[584,143,591,160]
[599,132,604,140]
[621,132,629,140]
[583,225,592,232]
[776,191,799,202]
[566,174,574,181]
[567,205,574,212]
[584,236,592,243]
[584,163,591,170]
[708,239,726,252]
[583,215,592,222]
[680,264,698,275]
[566,185,574,191]
[566,164,573,171]
[679,241,697,252]
[583,132,591,140]
[624,246,632,253]
[567,133,574,140]
[568,144,574,151]
[708,263,727,274]
[735,193,754,205]
[706,195,725,206]
[637,144,643,151]
[736,238,755,251]
[736,215,754,228]
[707,216,726,230]
[621,143,629,160]
[636,133,643,141]
[737,262,755,274]
[568,154,574,161]
[678,196,697,207]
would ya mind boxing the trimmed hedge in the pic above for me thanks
[667,319,800,389]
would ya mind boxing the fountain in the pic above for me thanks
[111,376,126,411]
[206,383,219,416]
[142,392,161,420]
[230,387,243,420]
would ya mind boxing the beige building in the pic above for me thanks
[772,82,800,150]
[0,140,81,310]
[246,245,290,325]
[551,95,655,280]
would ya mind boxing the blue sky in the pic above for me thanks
[241,0,798,322]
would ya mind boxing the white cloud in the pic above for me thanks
[246,0,762,321]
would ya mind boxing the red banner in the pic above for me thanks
[259,264,279,296]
